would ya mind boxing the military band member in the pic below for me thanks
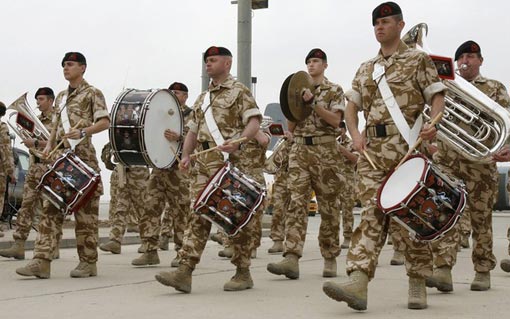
[16,52,110,279]
[322,2,446,310]
[0,88,60,260]
[131,82,193,268]
[0,101,16,239]
[502,226,510,273]
[336,121,358,250]
[427,40,510,292]
[155,46,264,293]
[159,82,193,254]
[267,48,344,279]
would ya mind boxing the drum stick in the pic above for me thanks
[190,137,248,158]
[47,120,84,159]
[395,112,443,169]
[169,144,181,165]
[363,150,378,170]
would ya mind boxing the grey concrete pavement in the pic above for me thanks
[1,210,510,319]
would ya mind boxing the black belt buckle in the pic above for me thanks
[304,136,314,145]
[201,142,210,150]
[34,157,41,164]
[375,124,387,137]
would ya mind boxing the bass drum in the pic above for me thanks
[109,89,183,169]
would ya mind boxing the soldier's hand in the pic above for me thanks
[302,89,314,103]
[22,138,36,148]
[352,134,366,153]
[8,173,16,184]
[493,145,510,162]
[64,128,81,140]
[179,155,191,171]
[284,130,293,142]
[164,129,181,142]
[218,139,240,154]
[420,122,437,141]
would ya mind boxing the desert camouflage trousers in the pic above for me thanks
[108,167,149,243]
[338,170,355,239]
[138,168,190,251]
[431,145,498,272]
[269,169,290,242]
[284,142,342,259]
[12,163,46,241]
[178,153,263,270]
[159,195,190,251]
[160,204,173,237]
[34,196,100,262]
[346,157,433,280]
[108,168,119,221]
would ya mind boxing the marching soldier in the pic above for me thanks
[155,46,264,293]
[267,48,344,279]
[502,226,510,273]
[131,82,192,268]
[0,101,16,239]
[427,40,510,292]
[0,88,60,260]
[322,2,446,310]
[16,52,110,278]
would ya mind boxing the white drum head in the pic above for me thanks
[379,157,426,209]
[143,90,183,168]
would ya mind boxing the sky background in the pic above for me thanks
[1,0,508,198]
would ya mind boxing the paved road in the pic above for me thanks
[1,212,510,319]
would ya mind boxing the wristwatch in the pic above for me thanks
[80,129,87,138]
[238,142,245,151]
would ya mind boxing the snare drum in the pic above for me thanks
[193,162,266,237]
[37,151,101,215]
[377,154,466,241]
[109,89,183,168]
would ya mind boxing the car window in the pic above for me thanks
[17,152,30,171]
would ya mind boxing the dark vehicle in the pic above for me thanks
[1,147,30,226]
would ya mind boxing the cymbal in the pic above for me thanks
[279,71,314,122]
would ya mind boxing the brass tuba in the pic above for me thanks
[403,23,510,161]
[6,93,50,155]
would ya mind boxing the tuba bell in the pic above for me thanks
[6,93,50,155]
[403,23,510,162]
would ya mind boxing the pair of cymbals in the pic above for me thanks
[279,71,314,122]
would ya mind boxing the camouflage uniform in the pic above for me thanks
[160,203,173,238]
[345,41,446,280]
[177,75,264,270]
[108,165,149,243]
[284,78,344,260]
[11,111,54,242]
[137,104,193,254]
[33,80,109,263]
[432,75,510,272]
[336,134,356,241]
[0,122,15,219]
[268,140,291,243]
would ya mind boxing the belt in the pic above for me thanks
[366,124,399,138]
[34,157,41,164]
[294,135,336,145]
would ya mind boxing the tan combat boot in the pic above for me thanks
[16,258,51,279]
[159,235,170,251]
[224,267,254,291]
[155,264,193,293]
[268,240,284,254]
[218,246,233,258]
[99,240,121,254]
[323,258,337,278]
[425,266,453,292]
[267,253,299,279]
[408,276,427,309]
[500,259,510,273]
[390,250,405,265]
[322,270,369,311]
[0,239,26,260]
[470,271,490,291]
[132,250,160,266]
[210,233,224,245]
[70,261,97,278]
[341,237,351,249]
[170,254,181,267]
[460,235,470,248]
[137,242,147,253]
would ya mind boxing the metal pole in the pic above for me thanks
[237,0,252,90]
[201,52,210,91]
